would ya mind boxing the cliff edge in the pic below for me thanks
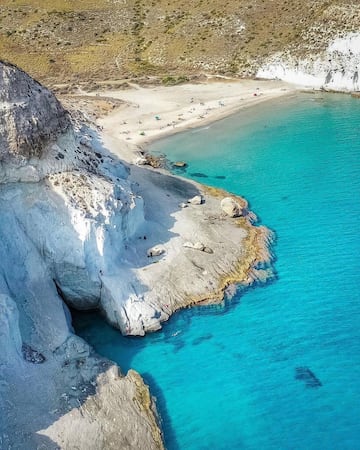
[258,32,360,92]
[0,60,164,450]
[0,61,273,448]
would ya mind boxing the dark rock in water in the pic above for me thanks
[190,172,209,178]
[215,175,226,179]
[295,367,322,388]
[173,339,186,353]
[192,333,213,346]
[22,343,46,364]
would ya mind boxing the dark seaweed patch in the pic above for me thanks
[173,339,186,353]
[295,367,322,388]
[190,172,208,178]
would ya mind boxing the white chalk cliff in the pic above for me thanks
[0,61,163,450]
[257,32,360,92]
[0,61,273,448]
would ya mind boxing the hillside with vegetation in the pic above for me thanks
[0,0,359,87]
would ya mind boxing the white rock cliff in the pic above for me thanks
[0,60,273,448]
[0,60,163,449]
[257,32,360,92]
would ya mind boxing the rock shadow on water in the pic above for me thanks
[295,367,322,388]
[141,372,181,450]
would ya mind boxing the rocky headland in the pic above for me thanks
[0,62,275,448]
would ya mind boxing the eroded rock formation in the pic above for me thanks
[0,61,71,183]
[0,60,273,448]
[0,60,164,450]
[257,32,360,92]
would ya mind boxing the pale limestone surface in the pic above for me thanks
[0,62,275,449]
[0,61,163,450]
[257,32,360,91]
[221,196,243,217]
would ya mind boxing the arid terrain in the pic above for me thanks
[1,0,359,88]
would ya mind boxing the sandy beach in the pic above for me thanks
[95,78,296,162]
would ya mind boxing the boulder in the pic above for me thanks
[221,197,243,217]
[147,245,166,257]
[173,161,187,168]
[183,241,213,253]
[188,195,203,205]
[134,156,147,165]
[203,246,214,254]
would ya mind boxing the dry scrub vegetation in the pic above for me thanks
[0,0,359,86]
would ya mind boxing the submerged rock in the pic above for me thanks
[295,367,322,388]
[190,172,208,178]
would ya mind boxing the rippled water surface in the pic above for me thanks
[74,92,360,449]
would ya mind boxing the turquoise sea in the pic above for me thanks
[74,92,360,449]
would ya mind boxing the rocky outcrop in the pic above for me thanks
[0,61,274,448]
[1,297,163,450]
[39,368,164,450]
[0,61,70,161]
[0,64,273,339]
[0,61,164,449]
[0,61,78,183]
[257,32,360,92]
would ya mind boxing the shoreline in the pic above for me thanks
[4,79,291,448]
[89,78,297,163]
[81,79,291,330]
[52,79,297,335]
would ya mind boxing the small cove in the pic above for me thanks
[74,92,360,449]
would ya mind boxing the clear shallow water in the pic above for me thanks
[74,92,360,449]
